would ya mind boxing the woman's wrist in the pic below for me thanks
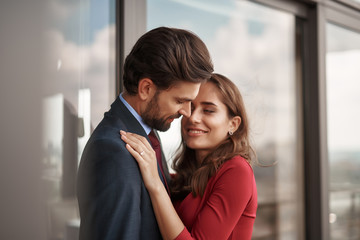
[147,178,166,194]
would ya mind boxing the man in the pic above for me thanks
[77,27,213,240]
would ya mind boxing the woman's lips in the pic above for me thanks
[186,128,208,136]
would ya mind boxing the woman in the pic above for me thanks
[120,73,257,240]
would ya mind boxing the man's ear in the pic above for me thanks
[229,116,242,133]
[138,78,156,101]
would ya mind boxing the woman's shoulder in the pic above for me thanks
[212,155,255,182]
[222,155,253,172]
[209,155,256,197]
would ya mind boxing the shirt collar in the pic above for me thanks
[119,93,152,135]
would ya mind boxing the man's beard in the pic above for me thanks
[142,91,180,132]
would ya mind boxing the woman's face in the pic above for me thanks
[181,82,238,160]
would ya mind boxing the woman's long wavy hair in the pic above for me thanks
[170,73,255,201]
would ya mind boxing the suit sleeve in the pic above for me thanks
[174,161,256,240]
[77,137,145,240]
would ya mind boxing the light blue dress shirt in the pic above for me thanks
[119,93,152,135]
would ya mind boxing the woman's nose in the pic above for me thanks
[188,109,201,123]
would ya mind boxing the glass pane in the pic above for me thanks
[42,0,116,239]
[148,1,303,239]
[326,23,360,240]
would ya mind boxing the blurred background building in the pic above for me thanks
[1,0,360,239]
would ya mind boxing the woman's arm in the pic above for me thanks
[120,131,185,240]
[120,131,256,240]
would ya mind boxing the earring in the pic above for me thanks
[229,130,233,136]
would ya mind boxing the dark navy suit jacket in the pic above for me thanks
[77,97,170,240]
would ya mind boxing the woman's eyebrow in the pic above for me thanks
[200,101,217,106]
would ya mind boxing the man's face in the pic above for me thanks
[142,81,201,131]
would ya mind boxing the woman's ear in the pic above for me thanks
[138,78,156,101]
[229,116,242,133]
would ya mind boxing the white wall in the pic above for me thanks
[0,1,46,239]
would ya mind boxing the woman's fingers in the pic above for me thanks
[121,131,147,154]
[121,130,153,149]
[124,143,150,168]
[125,143,142,160]
[120,130,155,161]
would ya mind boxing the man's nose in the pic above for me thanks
[179,102,191,118]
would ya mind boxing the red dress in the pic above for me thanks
[173,156,257,240]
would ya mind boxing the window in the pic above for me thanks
[326,23,360,240]
[42,0,116,239]
[147,0,305,238]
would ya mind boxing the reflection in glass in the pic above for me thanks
[326,23,360,240]
[148,0,303,239]
[42,0,116,239]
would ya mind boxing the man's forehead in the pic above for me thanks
[167,81,201,91]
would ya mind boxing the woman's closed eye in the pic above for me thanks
[203,109,215,114]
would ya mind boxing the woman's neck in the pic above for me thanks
[195,150,209,165]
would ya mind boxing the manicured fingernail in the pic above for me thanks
[120,130,126,135]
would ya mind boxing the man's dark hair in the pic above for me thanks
[123,27,214,95]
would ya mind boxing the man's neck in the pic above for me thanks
[120,92,152,135]
[122,92,142,115]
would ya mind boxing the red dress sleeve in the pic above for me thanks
[174,157,257,240]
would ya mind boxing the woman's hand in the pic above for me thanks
[120,130,163,192]
[121,130,186,239]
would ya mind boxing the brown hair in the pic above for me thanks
[123,27,214,95]
[171,73,255,200]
